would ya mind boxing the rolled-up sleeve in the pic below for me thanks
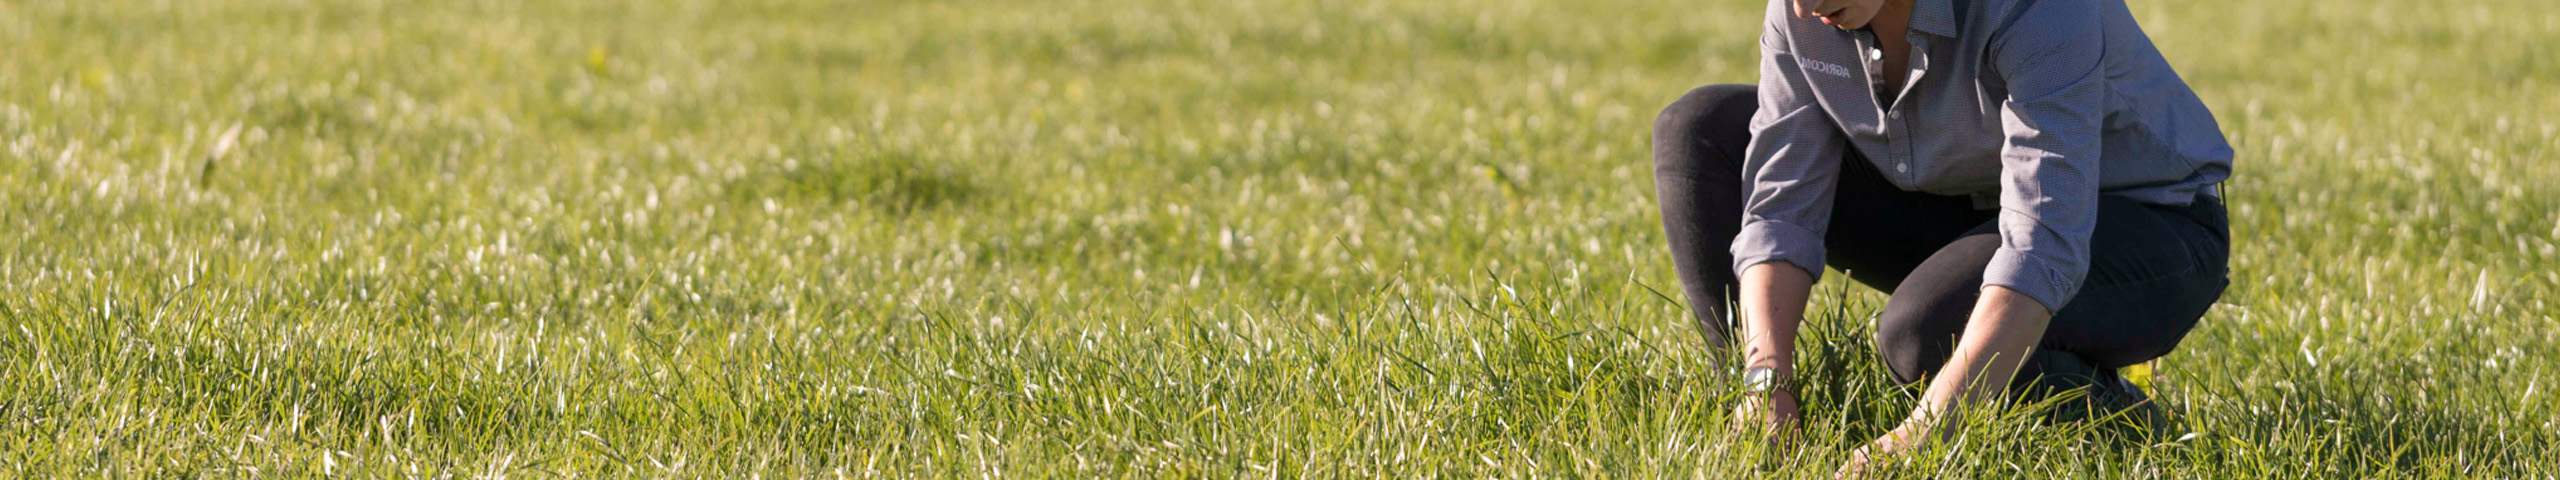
[1986,0,2108,312]
[1732,1,1849,280]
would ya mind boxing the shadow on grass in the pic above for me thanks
[724,153,990,215]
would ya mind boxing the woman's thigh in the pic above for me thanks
[1821,154,1996,293]
[2041,195,2230,368]
[1873,195,2229,381]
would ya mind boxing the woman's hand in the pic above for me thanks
[1838,286,2050,477]
[1731,388,1802,447]
[1834,412,1936,478]
[1791,0,1887,30]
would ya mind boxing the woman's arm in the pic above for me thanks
[1929,0,2111,418]
[1920,288,2050,410]
[1840,287,2049,473]
[1729,0,1854,437]
[1740,263,1814,380]
[1855,57,2101,456]
[1733,261,1815,432]
[1839,0,2107,475]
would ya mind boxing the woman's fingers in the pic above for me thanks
[1731,394,1808,449]
[1834,447,1875,479]
[1837,419,1930,478]
[1729,398,1765,430]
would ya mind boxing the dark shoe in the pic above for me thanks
[2090,368,2175,437]
[2015,351,2163,428]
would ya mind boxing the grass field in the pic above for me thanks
[4,0,2558,476]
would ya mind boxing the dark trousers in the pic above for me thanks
[1651,84,2231,385]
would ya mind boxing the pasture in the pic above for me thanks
[2,0,2556,476]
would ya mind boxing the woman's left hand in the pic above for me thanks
[1834,414,1934,479]
[1838,286,2049,477]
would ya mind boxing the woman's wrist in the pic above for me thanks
[1745,343,1795,375]
[1741,348,1798,404]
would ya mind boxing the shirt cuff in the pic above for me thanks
[1730,220,1827,282]
[1981,247,2083,313]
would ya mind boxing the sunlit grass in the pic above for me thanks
[2,0,2556,476]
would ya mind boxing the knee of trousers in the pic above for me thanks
[1872,317,1939,386]
[1652,84,1758,166]
[1873,266,1993,386]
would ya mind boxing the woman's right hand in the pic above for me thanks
[1735,262,1814,447]
[1731,388,1803,447]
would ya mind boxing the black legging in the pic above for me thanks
[1652,84,2231,385]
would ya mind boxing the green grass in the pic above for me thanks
[3,0,2557,476]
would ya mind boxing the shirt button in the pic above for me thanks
[1895,163,1910,173]
[1870,49,1883,60]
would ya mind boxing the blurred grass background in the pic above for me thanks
[2,0,2556,476]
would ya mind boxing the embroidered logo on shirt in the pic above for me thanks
[1801,58,1854,78]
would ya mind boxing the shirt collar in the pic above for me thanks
[1909,0,1960,37]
